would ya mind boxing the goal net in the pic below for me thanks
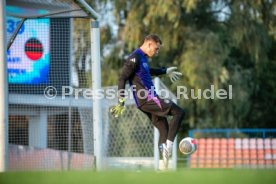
[5,0,178,171]
[6,0,99,171]
[103,80,178,170]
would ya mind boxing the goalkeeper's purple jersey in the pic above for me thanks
[118,48,166,108]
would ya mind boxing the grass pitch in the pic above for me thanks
[0,169,275,184]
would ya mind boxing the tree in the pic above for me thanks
[99,0,276,130]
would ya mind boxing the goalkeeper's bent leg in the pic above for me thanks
[152,116,169,146]
[167,103,185,142]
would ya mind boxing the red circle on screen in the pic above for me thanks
[25,38,43,60]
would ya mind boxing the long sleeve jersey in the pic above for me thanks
[118,48,166,107]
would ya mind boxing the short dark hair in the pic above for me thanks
[144,34,162,45]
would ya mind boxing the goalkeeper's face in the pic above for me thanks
[147,41,161,57]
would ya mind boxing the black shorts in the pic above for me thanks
[139,96,173,117]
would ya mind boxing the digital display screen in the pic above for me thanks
[7,17,50,85]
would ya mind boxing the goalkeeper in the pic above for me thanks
[111,34,185,169]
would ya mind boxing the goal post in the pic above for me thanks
[0,0,9,172]
[90,20,103,170]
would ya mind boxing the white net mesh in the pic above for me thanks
[7,15,95,171]
[107,105,153,157]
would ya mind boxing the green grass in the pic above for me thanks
[0,169,276,184]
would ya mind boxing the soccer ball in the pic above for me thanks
[179,137,197,155]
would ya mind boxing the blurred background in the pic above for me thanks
[96,0,276,169]
[97,0,275,131]
[3,0,276,173]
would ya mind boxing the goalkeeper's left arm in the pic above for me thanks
[150,66,182,83]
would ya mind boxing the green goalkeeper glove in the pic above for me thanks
[110,98,126,118]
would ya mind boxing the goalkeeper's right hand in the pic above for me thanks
[110,98,126,118]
